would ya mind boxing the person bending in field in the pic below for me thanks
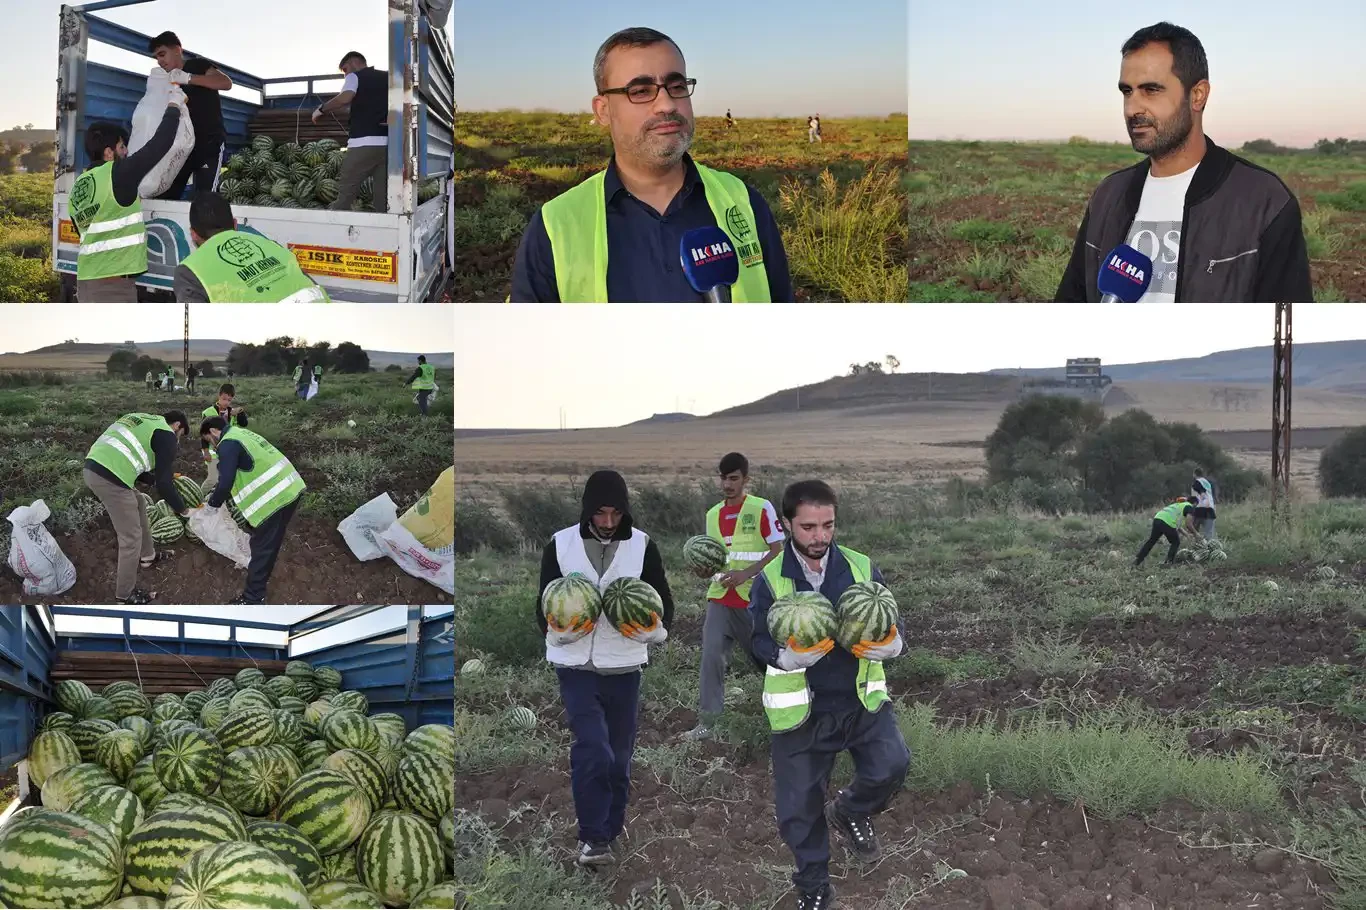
[536,470,673,867]
[1135,497,1197,566]
[750,479,910,910]
[201,383,248,488]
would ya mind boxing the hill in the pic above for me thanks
[0,339,453,371]
[0,129,56,146]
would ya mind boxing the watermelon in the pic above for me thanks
[40,761,117,813]
[330,690,368,715]
[313,666,343,689]
[78,695,119,722]
[106,898,163,908]
[370,737,401,779]
[308,879,382,908]
[28,730,81,787]
[277,141,302,164]
[272,710,306,750]
[182,691,210,716]
[54,679,93,714]
[295,740,332,772]
[269,177,293,200]
[0,809,123,908]
[39,712,75,733]
[684,534,728,574]
[292,177,317,204]
[247,820,325,890]
[834,581,899,650]
[316,177,339,204]
[304,700,334,730]
[542,574,602,641]
[769,590,838,652]
[153,693,183,711]
[149,500,174,525]
[392,752,453,823]
[601,577,664,635]
[124,804,250,898]
[508,706,536,729]
[120,715,154,750]
[252,135,275,153]
[199,696,233,730]
[321,847,359,882]
[221,745,297,816]
[323,749,387,811]
[154,726,223,795]
[68,784,146,846]
[234,176,258,198]
[264,675,298,700]
[173,474,203,508]
[252,193,277,207]
[126,755,169,811]
[356,812,443,906]
[153,792,212,815]
[94,728,145,781]
[216,709,278,751]
[439,811,454,863]
[165,840,310,909]
[403,724,456,764]
[69,718,119,761]
[320,709,380,753]
[207,678,238,700]
[154,719,197,742]
[103,681,140,698]
[412,881,459,909]
[110,688,152,719]
[231,687,277,713]
[277,695,308,716]
[276,770,372,856]
[152,700,194,725]
[150,514,183,544]
[302,144,326,167]
[284,659,313,680]
[369,713,406,744]
[218,176,241,198]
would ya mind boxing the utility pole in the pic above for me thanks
[183,303,190,381]
[1271,303,1292,514]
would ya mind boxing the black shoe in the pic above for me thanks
[576,841,614,866]
[117,588,153,604]
[796,883,837,910]
[229,595,264,605]
[826,802,881,863]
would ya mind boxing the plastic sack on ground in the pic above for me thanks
[186,505,251,569]
[379,466,454,594]
[6,500,77,597]
[338,493,399,562]
[127,70,195,198]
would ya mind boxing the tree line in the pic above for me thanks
[104,336,372,381]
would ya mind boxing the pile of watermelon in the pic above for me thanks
[217,136,443,212]
[0,660,455,909]
[139,475,248,547]
[767,582,899,653]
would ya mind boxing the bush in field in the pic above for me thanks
[986,395,1105,485]
[1320,426,1366,498]
[0,251,60,302]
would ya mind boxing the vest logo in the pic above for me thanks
[725,205,752,241]
[740,512,757,532]
[71,177,95,210]
[689,240,736,265]
[237,255,282,286]
[219,236,266,268]
[736,241,763,269]
[1105,254,1146,286]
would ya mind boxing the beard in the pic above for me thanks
[1128,96,1194,159]
[618,113,694,167]
[792,538,830,562]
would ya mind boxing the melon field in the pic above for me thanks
[455,472,1366,908]
[0,371,453,605]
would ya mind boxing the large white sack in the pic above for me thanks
[338,493,399,562]
[6,500,77,597]
[186,505,251,569]
[127,71,195,198]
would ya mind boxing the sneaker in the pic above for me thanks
[826,802,881,863]
[679,724,714,742]
[796,883,837,910]
[117,588,153,604]
[576,841,615,866]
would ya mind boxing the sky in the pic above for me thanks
[909,0,1366,147]
[454,303,1366,428]
[2,0,452,128]
[1,303,455,354]
[454,0,907,117]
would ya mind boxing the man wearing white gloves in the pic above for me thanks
[149,31,233,200]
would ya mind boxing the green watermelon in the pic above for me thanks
[330,690,368,715]
[150,514,183,544]
[270,177,293,201]
[149,500,173,525]
[153,692,183,710]
[439,812,454,862]
[277,770,372,856]
[684,534,728,574]
[28,730,81,787]
[153,726,223,795]
[769,591,838,652]
[68,719,119,762]
[54,679,93,713]
[252,193,277,207]
[182,691,210,716]
[277,695,308,716]
[230,687,276,713]
[369,713,406,744]
[39,711,75,733]
[247,820,325,891]
[264,675,298,700]
[94,728,145,781]
[252,135,275,154]
[103,681,140,698]
[225,153,246,173]
[542,574,603,640]
[272,710,306,750]
[392,752,453,823]
[321,847,359,882]
[165,840,310,909]
[109,688,152,719]
[153,719,197,742]
[207,678,238,700]
[276,141,302,164]
[199,697,232,730]
[834,581,899,649]
[105,898,163,908]
[287,160,311,181]
[304,700,334,730]
[295,740,332,772]
[126,755,169,811]
[313,666,343,689]
[508,706,536,729]
[38,761,117,812]
[216,708,278,750]
[316,177,339,204]
[218,176,240,198]
[173,474,203,508]
[403,724,456,764]
[412,881,459,909]
[68,784,145,847]
[356,812,443,906]
[320,710,380,753]
[120,715,154,751]
[221,745,297,816]
[0,809,123,908]
[323,749,387,811]
[123,804,250,898]
[234,176,258,197]
[308,879,383,908]
[601,577,664,635]
[152,700,193,725]
[77,695,119,722]
[302,144,326,167]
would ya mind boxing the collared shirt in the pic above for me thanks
[797,548,831,593]
[510,154,793,302]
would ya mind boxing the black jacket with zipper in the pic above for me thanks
[1055,136,1312,302]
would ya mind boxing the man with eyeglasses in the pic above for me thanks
[510,27,793,303]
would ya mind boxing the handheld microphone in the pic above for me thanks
[1097,244,1153,303]
[680,226,739,302]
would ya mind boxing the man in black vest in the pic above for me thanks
[313,51,389,213]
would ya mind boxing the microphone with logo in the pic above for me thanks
[1097,244,1154,303]
[680,226,740,302]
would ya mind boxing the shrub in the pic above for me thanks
[985,394,1104,484]
[1320,426,1366,498]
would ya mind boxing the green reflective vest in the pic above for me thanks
[705,495,770,603]
[1155,500,1191,528]
[183,230,329,303]
[292,367,302,383]
[201,404,224,464]
[85,413,172,489]
[412,363,435,390]
[539,162,771,303]
[221,427,306,527]
[313,365,322,377]
[759,546,890,732]
[71,161,147,281]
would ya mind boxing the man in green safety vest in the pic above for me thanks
[680,452,785,742]
[1135,497,1196,566]
[201,383,248,488]
[312,363,323,387]
[749,480,911,910]
[82,411,193,604]
[403,355,436,416]
[199,416,307,604]
[507,27,792,303]
[163,366,175,391]
[174,192,329,302]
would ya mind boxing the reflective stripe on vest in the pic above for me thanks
[412,363,435,390]
[182,230,330,303]
[72,162,147,281]
[705,495,770,602]
[85,414,169,489]
[1154,501,1189,528]
[540,162,772,303]
[224,428,306,526]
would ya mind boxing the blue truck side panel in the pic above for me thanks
[0,609,58,771]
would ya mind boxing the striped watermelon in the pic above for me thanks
[78,695,119,722]
[392,752,453,823]
[321,847,359,882]
[165,840,310,909]
[276,770,372,856]
[313,666,343,689]
[120,715,154,751]
[153,719,197,742]
[291,678,319,703]
[356,812,443,906]
[54,679,93,714]
[264,675,298,700]
[277,141,302,164]
[154,792,213,815]
[94,728,145,781]
[173,474,203,508]
[28,730,81,787]
[69,719,119,761]
[182,691,210,716]
[324,749,387,811]
[135,490,156,515]
[236,667,266,688]
[110,688,152,719]
[370,736,401,779]
[369,713,406,744]
[68,784,146,846]
[277,695,308,716]
[221,745,298,816]
[302,144,326,167]
[252,135,275,153]
[308,879,382,908]
[412,881,459,909]
[231,687,276,713]
[106,898,163,908]
[150,514,184,543]
[247,820,324,890]
[149,500,174,525]
[124,804,250,898]
[103,681,140,698]
[295,740,332,772]
[207,678,237,700]
[601,577,664,635]
[330,690,368,715]
[684,534,728,574]
[834,581,899,649]
[542,573,602,641]
[199,696,233,730]
[40,711,74,733]
[0,809,123,908]
[769,590,838,652]
[152,700,194,725]
[153,692,183,710]
[126,755,169,811]
[154,726,223,795]
[304,700,334,730]
[216,709,278,751]
[316,177,339,204]
[318,686,342,701]
[261,744,302,780]
[508,706,536,729]
[272,710,306,750]
[270,177,293,201]
[293,177,317,205]
[320,710,381,753]
[403,724,456,764]
[439,811,454,864]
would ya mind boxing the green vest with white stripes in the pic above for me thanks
[85,413,171,489]
[71,161,147,281]
[221,426,306,527]
[705,494,770,602]
[182,230,329,303]
[760,546,890,733]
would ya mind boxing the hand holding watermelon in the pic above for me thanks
[602,578,668,645]
[776,639,833,671]
[850,626,903,661]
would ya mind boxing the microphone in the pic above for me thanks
[680,226,739,302]
[1097,244,1153,303]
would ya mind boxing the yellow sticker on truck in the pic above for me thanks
[288,244,398,283]
[58,219,80,245]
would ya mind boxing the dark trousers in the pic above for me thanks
[556,667,641,844]
[242,495,299,602]
[416,390,431,415]
[1135,519,1181,566]
[772,704,910,892]
[158,139,224,201]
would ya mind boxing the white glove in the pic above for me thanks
[166,68,191,85]
[167,85,188,108]
[850,627,904,661]
[776,640,832,671]
[620,615,668,645]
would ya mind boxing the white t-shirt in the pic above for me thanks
[341,72,385,149]
[1125,163,1197,303]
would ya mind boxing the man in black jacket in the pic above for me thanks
[1055,22,1311,303]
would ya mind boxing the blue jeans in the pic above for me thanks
[556,667,641,844]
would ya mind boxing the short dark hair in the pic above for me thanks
[1121,22,1208,93]
[593,27,683,93]
[163,410,189,434]
[718,452,748,477]
[781,479,837,521]
[218,383,235,396]
[1193,465,1204,475]
[189,192,235,240]
[339,51,366,69]
[148,31,181,54]
[84,122,129,164]
[200,415,227,437]
[418,355,426,363]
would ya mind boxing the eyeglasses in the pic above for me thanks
[600,78,697,104]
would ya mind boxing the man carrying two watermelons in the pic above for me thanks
[749,479,911,910]
[535,470,674,867]
[201,383,248,488]
[82,411,194,604]
[680,452,785,742]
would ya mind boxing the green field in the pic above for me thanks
[0,173,59,303]
[908,141,1366,302]
[455,111,908,303]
